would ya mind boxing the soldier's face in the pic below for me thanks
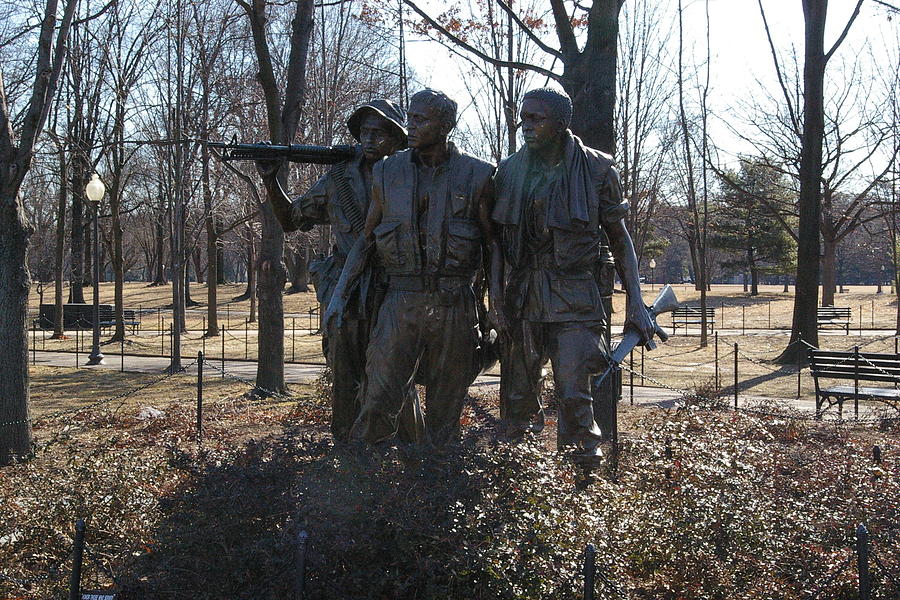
[406,101,448,150]
[520,98,565,152]
[358,114,402,161]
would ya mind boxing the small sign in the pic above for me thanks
[82,592,116,600]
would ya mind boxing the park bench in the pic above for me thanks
[806,348,900,419]
[98,307,140,333]
[671,305,715,335]
[816,306,851,334]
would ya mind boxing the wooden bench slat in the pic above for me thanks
[821,385,900,399]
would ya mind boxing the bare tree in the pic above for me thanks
[235,0,314,394]
[0,0,78,465]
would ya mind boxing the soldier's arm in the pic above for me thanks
[601,168,654,344]
[477,176,508,333]
[258,161,331,233]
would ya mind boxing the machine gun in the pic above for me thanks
[207,138,356,165]
[595,285,679,386]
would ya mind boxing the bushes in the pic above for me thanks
[1,393,897,599]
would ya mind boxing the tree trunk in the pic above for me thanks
[821,234,837,306]
[777,0,828,363]
[205,200,219,337]
[152,203,166,285]
[192,247,203,284]
[285,246,309,293]
[216,224,226,284]
[0,191,33,465]
[52,151,67,338]
[111,181,125,341]
[69,171,86,302]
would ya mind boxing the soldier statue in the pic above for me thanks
[491,87,653,460]
[329,89,504,448]
[259,99,424,444]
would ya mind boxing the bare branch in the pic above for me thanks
[493,0,563,59]
[825,0,865,62]
[402,0,561,82]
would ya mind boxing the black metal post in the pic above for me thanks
[742,305,746,335]
[32,318,36,365]
[629,349,634,405]
[161,318,165,355]
[197,351,204,444]
[641,345,645,386]
[295,530,309,600]
[714,332,719,389]
[583,543,596,600]
[75,326,80,368]
[169,324,174,364]
[245,318,248,360]
[202,317,206,356]
[859,305,863,336]
[68,519,86,600]
[120,335,124,373]
[87,201,104,365]
[733,342,738,409]
[797,341,802,400]
[768,300,771,329]
[854,345,860,419]
[857,524,871,600]
[292,317,296,362]
[221,326,225,379]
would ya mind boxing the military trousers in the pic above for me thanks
[325,317,423,444]
[351,283,480,447]
[500,319,607,450]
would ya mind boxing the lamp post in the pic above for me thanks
[649,258,657,290]
[85,174,105,365]
[878,265,885,294]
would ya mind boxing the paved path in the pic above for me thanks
[31,350,858,418]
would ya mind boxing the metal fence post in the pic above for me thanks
[856,524,871,600]
[221,328,225,379]
[245,318,248,360]
[714,332,720,389]
[197,351,204,445]
[295,530,309,600]
[68,519,86,600]
[797,339,802,400]
[742,305,746,335]
[75,326,80,368]
[733,342,739,409]
[583,543,596,600]
[161,318,165,356]
[629,349,634,405]
[768,300,771,329]
[641,345,645,386]
[859,305,863,336]
[854,345,860,419]
[121,335,124,373]
[32,318,36,365]
[292,317,296,362]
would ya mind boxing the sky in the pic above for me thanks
[401,0,899,163]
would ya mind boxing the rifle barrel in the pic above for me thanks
[207,141,356,165]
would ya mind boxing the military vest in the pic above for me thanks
[372,146,494,279]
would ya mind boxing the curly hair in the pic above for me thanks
[523,87,572,128]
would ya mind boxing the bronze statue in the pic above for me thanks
[491,87,654,460]
[329,89,504,448]
[258,99,424,444]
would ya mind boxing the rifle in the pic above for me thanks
[207,138,356,165]
[594,285,679,386]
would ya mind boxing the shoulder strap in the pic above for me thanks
[331,161,365,235]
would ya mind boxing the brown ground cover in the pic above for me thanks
[1,366,897,599]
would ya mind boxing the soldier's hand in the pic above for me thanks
[488,292,509,334]
[625,302,656,347]
[253,142,282,180]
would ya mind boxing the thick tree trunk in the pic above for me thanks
[0,192,33,465]
[206,213,219,337]
[777,0,827,363]
[52,152,67,338]
[192,247,203,284]
[255,204,284,391]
